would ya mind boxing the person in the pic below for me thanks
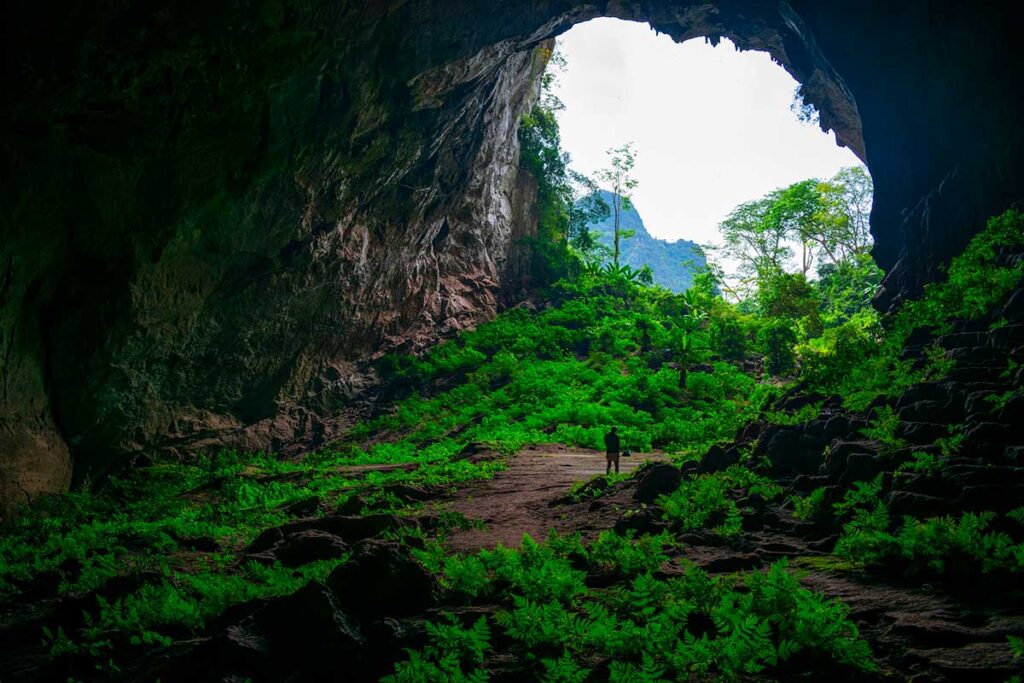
[604,426,621,475]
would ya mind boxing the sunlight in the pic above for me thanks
[552,18,864,247]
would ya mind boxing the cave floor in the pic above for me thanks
[446,445,667,552]
[441,447,1023,680]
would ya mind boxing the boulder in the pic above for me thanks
[279,496,322,517]
[274,530,348,568]
[255,582,364,664]
[630,464,679,507]
[698,445,740,474]
[896,421,951,445]
[756,426,826,476]
[327,540,436,618]
[838,453,884,485]
[886,491,951,518]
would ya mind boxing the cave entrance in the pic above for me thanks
[538,18,874,297]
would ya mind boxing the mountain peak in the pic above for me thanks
[584,191,706,292]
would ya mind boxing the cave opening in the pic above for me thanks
[2,3,1023,679]
[531,17,875,297]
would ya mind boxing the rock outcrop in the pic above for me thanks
[3,1,1023,510]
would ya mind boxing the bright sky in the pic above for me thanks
[552,18,863,246]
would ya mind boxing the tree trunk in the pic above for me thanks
[613,193,621,268]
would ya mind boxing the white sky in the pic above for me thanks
[552,18,863,246]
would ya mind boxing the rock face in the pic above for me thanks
[2,1,1023,510]
[587,190,706,292]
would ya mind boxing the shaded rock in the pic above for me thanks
[948,365,1007,383]
[838,452,884,485]
[550,476,610,506]
[897,381,961,408]
[904,641,1018,678]
[1003,288,1024,322]
[245,527,284,555]
[246,514,396,558]
[897,421,951,445]
[279,496,322,517]
[167,532,220,552]
[283,514,398,542]
[898,399,964,423]
[946,346,1006,366]
[959,484,1024,513]
[997,393,1024,420]
[987,324,1024,349]
[733,420,764,444]
[938,332,986,349]
[635,464,682,503]
[789,474,829,493]
[963,421,1021,452]
[273,530,348,568]
[614,507,666,536]
[887,491,952,518]
[774,391,826,412]
[757,426,826,476]
[255,582,364,663]
[327,540,436,618]
[382,483,437,503]
[822,440,877,481]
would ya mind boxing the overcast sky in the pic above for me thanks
[552,18,863,247]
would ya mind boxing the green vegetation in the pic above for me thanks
[801,208,1024,410]
[399,533,875,681]
[4,39,1023,680]
[836,508,1024,580]
[658,466,782,537]
[375,278,777,458]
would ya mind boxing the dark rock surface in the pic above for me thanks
[327,539,437,618]
[3,0,1024,512]
[634,462,683,503]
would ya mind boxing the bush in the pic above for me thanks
[757,319,797,375]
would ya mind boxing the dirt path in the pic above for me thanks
[443,445,1022,679]
[446,444,666,552]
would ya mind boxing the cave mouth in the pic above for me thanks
[541,17,874,289]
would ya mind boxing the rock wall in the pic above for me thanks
[2,0,1022,511]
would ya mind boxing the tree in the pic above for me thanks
[595,143,639,268]
[719,196,791,289]
[717,167,875,304]
[767,180,823,276]
[830,166,873,251]
[757,320,798,376]
[566,171,609,255]
[517,40,608,282]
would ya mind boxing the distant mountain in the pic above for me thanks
[584,190,706,293]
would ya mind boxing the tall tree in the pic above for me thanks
[768,180,823,276]
[830,166,873,251]
[719,196,791,290]
[566,171,609,254]
[595,143,639,268]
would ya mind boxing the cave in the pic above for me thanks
[2,1,1023,680]
[3,0,1020,504]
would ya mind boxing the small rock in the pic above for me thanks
[614,507,665,536]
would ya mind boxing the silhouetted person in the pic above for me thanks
[604,427,621,475]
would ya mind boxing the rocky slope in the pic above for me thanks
[2,0,1023,510]
[588,190,706,292]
